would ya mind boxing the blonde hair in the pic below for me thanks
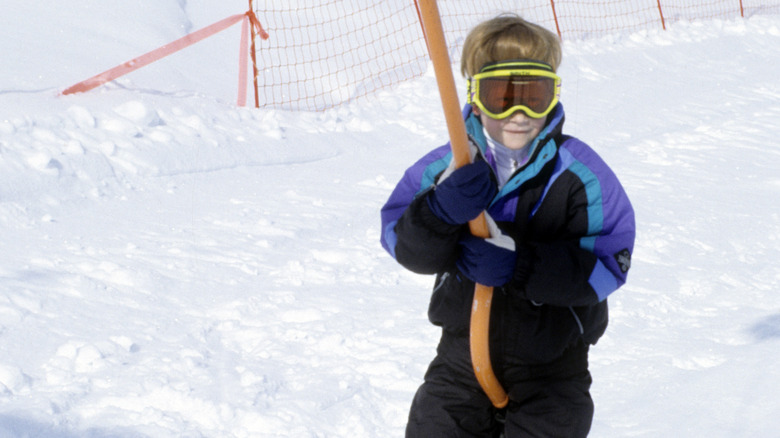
[460,14,562,77]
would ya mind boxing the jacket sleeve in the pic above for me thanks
[508,142,636,307]
[393,194,463,274]
[380,145,465,274]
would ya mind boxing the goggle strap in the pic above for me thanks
[479,59,554,74]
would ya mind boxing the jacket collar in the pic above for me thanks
[463,103,565,162]
[463,103,566,203]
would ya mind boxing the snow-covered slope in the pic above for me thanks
[2,1,780,436]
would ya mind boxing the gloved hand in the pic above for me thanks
[455,217,516,287]
[427,160,496,225]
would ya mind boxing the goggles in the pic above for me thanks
[467,60,561,119]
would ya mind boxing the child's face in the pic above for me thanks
[477,109,546,150]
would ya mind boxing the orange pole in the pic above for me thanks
[549,0,562,39]
[657,0,667,30]
[62,10,268,99]
[62,13,247,95]
[416,0,508,409]
[238,16,250,106]
[413,1,427,49]
[248,0,262,108]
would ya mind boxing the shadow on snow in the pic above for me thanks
[0,415,149,438]
[750,314,780,341]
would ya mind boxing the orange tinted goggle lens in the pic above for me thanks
[478,76,555,115]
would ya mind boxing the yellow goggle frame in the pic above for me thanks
[467,61,562,119]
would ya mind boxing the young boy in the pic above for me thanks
[380,14,635,437]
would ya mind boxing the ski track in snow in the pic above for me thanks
[2,3,780,437]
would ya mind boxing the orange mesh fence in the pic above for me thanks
[251,1,426,111]
[252,0,780,111]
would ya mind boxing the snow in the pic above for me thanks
[2,1,780,436]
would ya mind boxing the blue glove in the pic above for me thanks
[456,233,516,287]
[427,160,496,225]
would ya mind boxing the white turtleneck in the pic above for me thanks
[484,127,531,188]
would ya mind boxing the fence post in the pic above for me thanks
[413,0,430,49]
[656,0,667,30]
[549,0,562,38]
[248,0,261,108]
[739,0,745,17]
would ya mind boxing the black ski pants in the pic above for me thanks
[406,333,594,438]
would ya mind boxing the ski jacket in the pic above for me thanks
[380,104,635,365]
